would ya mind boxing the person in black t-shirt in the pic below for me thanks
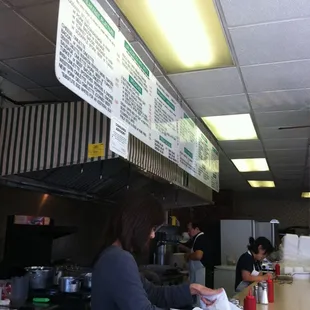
[235,237,274,292]
[179,222,209,287]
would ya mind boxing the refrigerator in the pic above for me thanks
[220,219,256,265]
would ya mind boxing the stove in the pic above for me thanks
[22,287,91,310]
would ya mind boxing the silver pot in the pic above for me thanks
[59,277,81,293]
[26,266,53,290]
[82,273,92,289]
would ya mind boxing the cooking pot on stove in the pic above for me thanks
[59,276,81,293]
[26,266,54,290]
[82,273,92,289]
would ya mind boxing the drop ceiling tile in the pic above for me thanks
[220,0,310,27]
[273,170,304,179]
[156,76,179,101]
[47,86,81,101]
[241,60,310,93]
[267,149,307,158]
[243,171,273,180]
[0,1,8,10]
[219,140,263,152]
[0,10,54,59]
[19,0,59,43]
[259,126,310,140]
[187,94,250,117]
[168,67,243,99]
[270,164,305,175]
[269,155,306,166]
[131,42,161,76]
[225,150,265,159]
[230,19,310,66]
[4,54,59,87]
[255,110,310,128]
[263,138,308,150]
[27,88,58,101]
[0,61,38,89]
[274,179,303,189]
[250,89,310,112]
[6,0,53,7]
[0,77,38,101]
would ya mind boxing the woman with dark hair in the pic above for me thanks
[92,192,222,310]
[235,236,274,292]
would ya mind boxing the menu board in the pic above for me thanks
[178,110,199,177]
[151,80,179,163]
[210,146,220,192]
[196,128,211,187]
[55,0,220,191]
[55,0,117,118]
[113,38,153,146]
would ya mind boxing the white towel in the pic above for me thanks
[198,290,240,310]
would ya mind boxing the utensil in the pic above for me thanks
[258,282,268,305]
[26,267,53,290]
[59,277,81,293]
[82,273,92,289]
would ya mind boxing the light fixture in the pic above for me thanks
[202,114,258,141]
[115,0,233,73]
[248,180,275,188]
[232,158,269,172]
[301,192,310,198]
[148,0,212,68]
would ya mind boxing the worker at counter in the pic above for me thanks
[235,236,274,292]
[179,222,208,286]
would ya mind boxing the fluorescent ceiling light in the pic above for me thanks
[202,114,258,141]
[232,158,269,172]
[148,0,212,67]
[301,192,310,198]
[248,180,275,188]
[115,0,233,73]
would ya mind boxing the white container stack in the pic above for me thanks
[282,233,310,279]
[283,234,299,262]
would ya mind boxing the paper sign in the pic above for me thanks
[88,143,104,158]
[109,117,129,159]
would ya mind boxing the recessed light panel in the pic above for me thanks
[232,158,269,172]
[115,0,233,73]
[301,192,310,198]
[202,114,258,141]
[248,180,275,188]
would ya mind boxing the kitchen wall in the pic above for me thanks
[233,191,310,229]
[0,185,110,266]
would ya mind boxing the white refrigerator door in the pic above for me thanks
[220,220,255,265]
[255,222,272,240]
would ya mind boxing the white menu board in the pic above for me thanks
[178,109,199,177]
[55,0,117,118]
[55,0,220,192]
[210,145,220,192]
[151,80,179,163]
[113,37,153,146]
[196,128,211,187]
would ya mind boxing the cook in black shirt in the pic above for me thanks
[235,237,274,292]
[179,222,209,286]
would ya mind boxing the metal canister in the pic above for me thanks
[253,284,259,303]
[258,282,268,304]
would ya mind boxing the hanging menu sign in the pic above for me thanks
[196,128,211,187]
[151,80,179,163]
[178,109,198,177]
[113,38,153,146]
[56,0,220,192]
[210,145,220,192]
[55,0,117,117]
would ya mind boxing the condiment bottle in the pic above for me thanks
[244,288,256,310]
[267,274,274,303]
[275,263,280,276]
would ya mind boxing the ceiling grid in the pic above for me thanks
[0,0,309,193]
